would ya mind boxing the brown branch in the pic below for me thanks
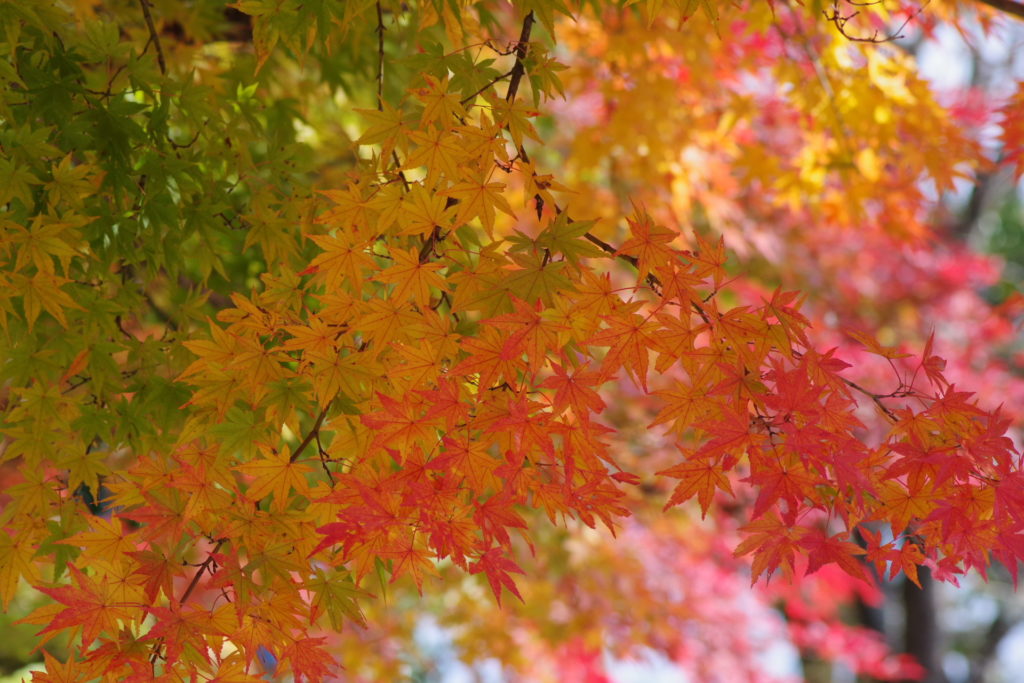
[839,376,899,422]
[138,0,167,75]
[823,0,927,43]
[291,403,331,463]
[506,11,535,102]
[178,539,225,606]
[419,225,444,263]
[376,0,385,110]
[149,538,226,667]
[460,68,515,105]
[973,0,1024,20]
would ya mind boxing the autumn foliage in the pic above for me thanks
[2,0,1024,680]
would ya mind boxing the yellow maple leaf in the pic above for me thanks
[412,74,466,128]
[406,126,466,186]
[375,247,449,307]
[306,232,377,293]
[356,102,409,162]
[236,445,313,512]
[399,184,454,237]
[14,271,84,329]
[0,525,42,609]
[58,515,137,567]
[443,175,514,237]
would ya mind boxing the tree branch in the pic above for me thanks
[178,539,226,606]
[138,0,167,75]
[149,538,226,667]
[973,0,1024,20]
[506,11,535,102]
[376,0,385,110]
[291,403,331,463]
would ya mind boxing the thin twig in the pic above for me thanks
[823,0,929,42]
[291,403,331,462]
[178,539,226,605]
[149,538,226,667]
[315,432,336,486]
[390,150,410,191]
[839,377,899,422]
[502,12,546,218]
[460,68,515,105]
[138,0,167,75]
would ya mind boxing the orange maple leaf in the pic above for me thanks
[616,209,678,283]
[29,564,133,648]
[235,445,313,511]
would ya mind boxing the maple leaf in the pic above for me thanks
[539,361,606,418]
[534,213,603,267]
[487,297,567,374]
[474,492,529,548]
[375,246,449,307]
[587,303,660,390]
[400,184,455,237]
[658,451,732,517]
[800,529,868,580]
[649,379,711,437]
[470,547,525,607]
[355,102,409,161]
[387,541,440,593]
[452,326,528,391]
[412,74,466,127]
[281,315,345,360]
[142,603,215,667]
[505,252,574,305]
[58,514,137,566]
[235,444,313,511]
[360,392,439,455]
[208,658,265,683]
[745,449,817,522]
[429,433,502,491]
[29,650,88,683]
[28,564,133,648]
[0,529,42,609]
[879,478,937,536]
[490,98,542,149]
[13,271,83,329]
[917,332,948,389]
[406,125,466,185]
[692,407,763,461]
[305,232,377,294]
[127,549,181,603]
[690,231,728,288]
[306,568,369,630]
[616,209,678,283]
[843,327,912,360]
[443,174,515,237]
[282,636,336,683]
[998,83,1024,180]
[734,513,807,583]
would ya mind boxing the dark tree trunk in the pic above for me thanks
[901,567,947,683]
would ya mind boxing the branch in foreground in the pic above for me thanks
[138,0,167,75]
[505,11,535,103]
[973,0,1024,20]
[291,403,332,463]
